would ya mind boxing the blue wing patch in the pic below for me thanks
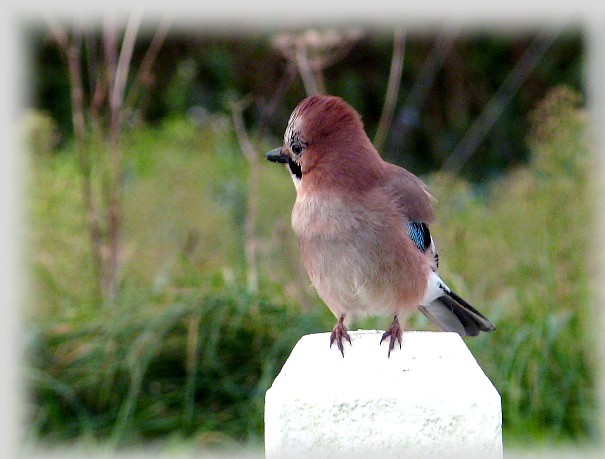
[405,221,431,252]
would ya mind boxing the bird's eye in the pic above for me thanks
[291,143,303,155]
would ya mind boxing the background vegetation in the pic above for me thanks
[23,19,598,454]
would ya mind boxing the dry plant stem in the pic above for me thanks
[312,40,359,70]
[87,31,110,232]
[184,313,202,426]
[274,30,362,98]
[124,16,172,110]
[256,61,298,137]
[47,18,104,297]
[104,21,120,304]
[373,28,406,152]
[230,97,260,294]
[105,13,141,304]
[47,14,166,305]
[442,24,559,174]
[295,44,324,95]
[404,27,458,115]
[313,66,327,97]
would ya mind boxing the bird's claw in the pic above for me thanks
[380,316,403,358]
[330,315,351,357]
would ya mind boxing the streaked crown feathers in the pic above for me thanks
[285,95,365,146]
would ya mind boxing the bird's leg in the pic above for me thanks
[330,314,351,357]
[380,315,403,358]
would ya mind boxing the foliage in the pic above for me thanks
[424,86,598,443]
[21,109,60,157]
[24,86,598,451]
[29,27,584,182]
[25,281,331,449]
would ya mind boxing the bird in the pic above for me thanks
[265,95,495,357]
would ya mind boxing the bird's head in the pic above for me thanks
[265,95,381,190]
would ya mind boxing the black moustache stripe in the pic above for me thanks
[288,158,302,179]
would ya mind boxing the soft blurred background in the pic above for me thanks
[20,13,600,457]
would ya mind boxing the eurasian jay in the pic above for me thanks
[266,95,495,357]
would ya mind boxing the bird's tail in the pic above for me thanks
[418,289,496,337]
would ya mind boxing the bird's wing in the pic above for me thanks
[381,163,438,269]
[381,164,496,336]
[405,221,431,252]
[382,163,436,224]
[405,221,439,270]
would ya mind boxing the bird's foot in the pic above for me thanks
[330,314,351,357]
[380,316,403,358]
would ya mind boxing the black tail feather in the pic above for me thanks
[419,290,495,337]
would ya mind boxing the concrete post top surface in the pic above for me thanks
[269,330,498,401]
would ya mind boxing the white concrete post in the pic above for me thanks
[265,330,502,459]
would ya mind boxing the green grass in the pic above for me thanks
[24,86,599,452]
[426,87,599,444]
[25,284,331,449]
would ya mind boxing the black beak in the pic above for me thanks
[265,147,289,163]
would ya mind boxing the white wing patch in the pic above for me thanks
[421,271,449,305]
